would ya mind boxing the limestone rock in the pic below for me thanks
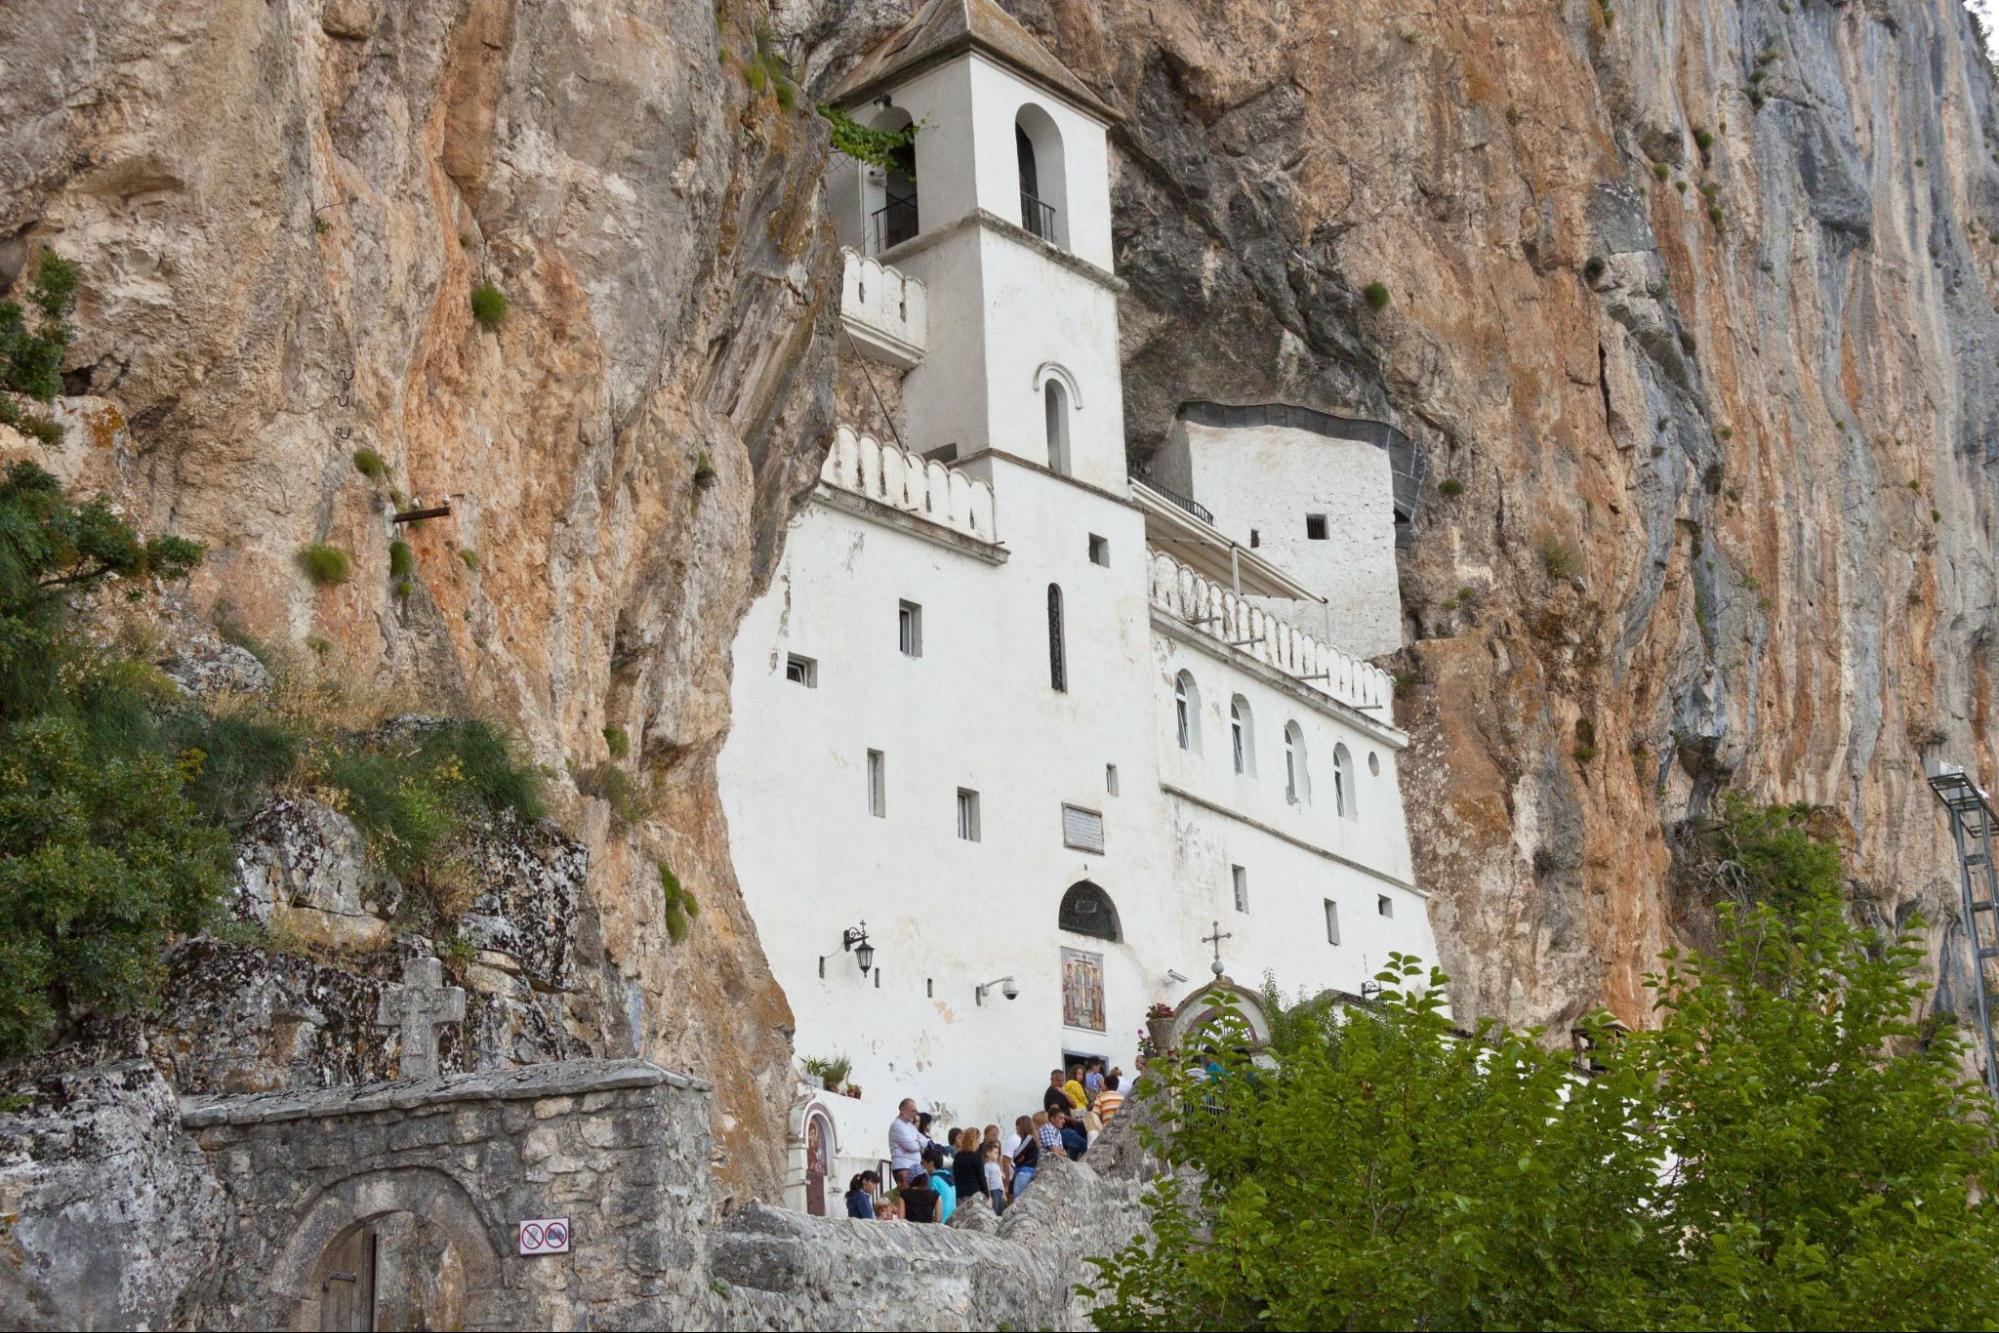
[233,796,399,952]
[0,1061,224,1331]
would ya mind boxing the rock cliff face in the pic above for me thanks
[1001,0,1999,1031]
[1,0,835,1199]
[9,0,1999,1208]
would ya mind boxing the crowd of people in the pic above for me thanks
[843,1057,1132,1222]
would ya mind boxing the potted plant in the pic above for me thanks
[1145,1002,1177,1056]
[844,1082,863,1099]
[800,1054,848,1089]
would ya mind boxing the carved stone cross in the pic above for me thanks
[374,956,466,1080]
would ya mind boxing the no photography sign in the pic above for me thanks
[518,1217,572,1256]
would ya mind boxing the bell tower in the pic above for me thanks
[827,0,1128,491]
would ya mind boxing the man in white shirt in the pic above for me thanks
[888,1097,924,1189]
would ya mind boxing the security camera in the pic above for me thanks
[1002,977,1020,1001]
[978,975,1019,1005]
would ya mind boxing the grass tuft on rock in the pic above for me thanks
[297,544,352,587]
[470,282,509,330]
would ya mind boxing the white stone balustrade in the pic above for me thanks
[1148,550,1394,721]
[822,425,998,543]
[840,248,927,368]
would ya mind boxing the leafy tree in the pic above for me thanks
[0,460,221,1056]
[1087,872,1999,1330]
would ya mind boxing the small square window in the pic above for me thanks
[898,600,923,657]
[1324,898,1341,945]
[1105,763,1119,796]
[1305,513,1329,541]
[1088,534,1110,566]
[1378,894,1393,918]
[957,788,981,842]
[1232,865,1249,914]
[784,654,817,687]
[867,749,886,818]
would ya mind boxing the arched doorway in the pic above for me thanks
[804,1108,835,1217]
[273,1168,503,1332]
[1167,977,1274,1053]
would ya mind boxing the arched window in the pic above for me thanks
[1014,105,1068,247]
[1230,695,1255,776]
[1284,721,1309,805]
[1333,743,1355,820]
[1044,377,1071,475]
[1059,880,1121,941]
[1047,583,1067,692]
[862,108,918,253]
[1174,670,1201,752]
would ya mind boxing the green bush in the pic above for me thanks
[578,761,650,831]
[1652,162,1670,181]
[389,540,414,578]
[660,862,699,944]
[352,448,388,481]
[1538,534,1580,581]
[297,543,351,587]
[1693,127,1715,150]
[459,549,480,572]
[1362,281,1391,311]
[470,282,509,329]
[1,250,78,404]
[1438,477,1463,497]
[603,725,630,760]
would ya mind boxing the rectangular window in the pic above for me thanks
[1324,898,1341,945]
[957,788,981,842]
[1088,533,1110,566]
[784,654,817,687]
[867,749,886,817]
[1062,804,1105,854]
[1232,865,1249,914]
[1306,513,1329,540]
[1105,763,1119,796]
[898,600,922,657]
[1249,527,1261,549]
[1378,894,1393,918]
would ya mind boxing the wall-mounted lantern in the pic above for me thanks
[842,922,875,976]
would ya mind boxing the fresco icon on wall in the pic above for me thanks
[1061,947,1105,1031]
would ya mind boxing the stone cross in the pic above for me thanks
[374,956,467,1080]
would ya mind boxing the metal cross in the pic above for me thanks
[374,956,467,1080]
[1201,920,1233,976]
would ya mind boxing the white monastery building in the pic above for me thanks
[716,0,1440,1213]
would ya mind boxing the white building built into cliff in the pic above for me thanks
[716,0,1438,1213]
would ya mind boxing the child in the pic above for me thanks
[982,1142,1007,1215]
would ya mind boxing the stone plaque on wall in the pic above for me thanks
[1061,948,1105,1032]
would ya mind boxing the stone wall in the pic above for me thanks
[182,1061,713,1330]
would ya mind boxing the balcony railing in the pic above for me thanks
[1131,466,1214,525]
[869,193,918,254]
[1020,191,1058,243]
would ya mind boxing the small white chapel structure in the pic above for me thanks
[715,0,1441,1213]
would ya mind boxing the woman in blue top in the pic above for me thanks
[845,1171,878,1219]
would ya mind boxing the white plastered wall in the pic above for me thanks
[1178,418,1404,661]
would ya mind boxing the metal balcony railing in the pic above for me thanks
[869,193,918,254]
[1020,191,1058,243]
[1131,466,1214,524]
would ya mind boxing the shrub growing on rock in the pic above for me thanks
[1362,281,1391,311]
[297,543,352,587]
[352,448,388,481]
[470,282,509,329]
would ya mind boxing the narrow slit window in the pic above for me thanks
[957,788,981,842]
[1324,898,1341,945]
[898,600,923,657]
[1088,533,1110,566]
[784,654,817,687]
[1232,865,1249,914]
[1378,894,1393,918]
[867,749,886,818]
[1047,583,1067,692]
[1105,763,1119,795]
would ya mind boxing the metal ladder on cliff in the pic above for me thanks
[1928,765,1999,1101]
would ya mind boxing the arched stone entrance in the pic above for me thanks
[1166,976,1273,1053]
[273,1167,502,1332]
